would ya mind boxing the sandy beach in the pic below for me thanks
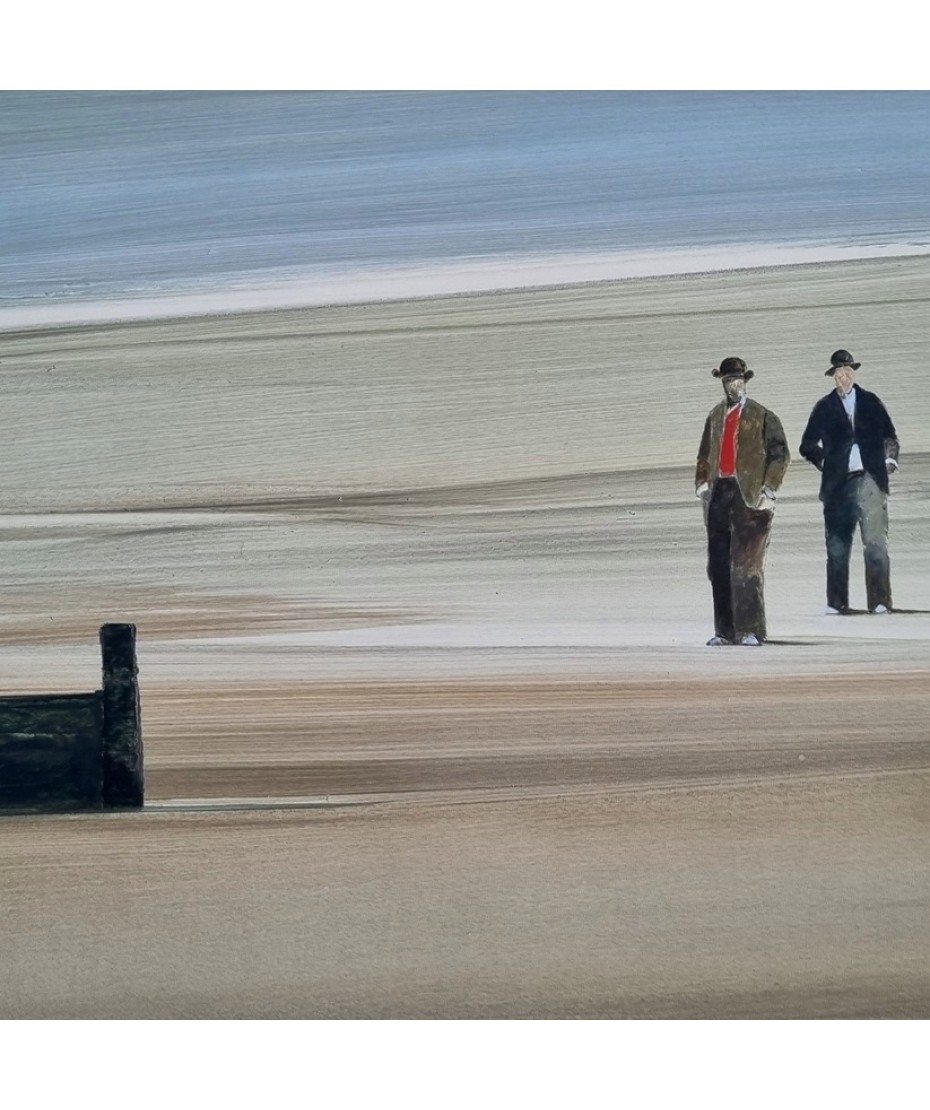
[2,256,930,1018]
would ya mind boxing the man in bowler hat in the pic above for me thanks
[799,349,899,614]
[695,357,790,645]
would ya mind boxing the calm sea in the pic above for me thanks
[2,91,929,305]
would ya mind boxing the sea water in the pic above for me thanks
[2,90,929,309]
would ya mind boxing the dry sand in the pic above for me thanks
[2,256,929,1017]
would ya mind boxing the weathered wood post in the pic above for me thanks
[100,623,144,808]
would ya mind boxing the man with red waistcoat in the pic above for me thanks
[695,357,790,645]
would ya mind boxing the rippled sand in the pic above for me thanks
[2,257,929,1017]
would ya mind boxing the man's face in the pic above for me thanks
[833,366,855,395]
[722,376,746,404]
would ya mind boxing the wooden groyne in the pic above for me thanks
[0,623,143,812]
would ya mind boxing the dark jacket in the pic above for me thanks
[799,384,899,502]
[695,397,790,507]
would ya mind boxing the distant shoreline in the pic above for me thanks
[2,241,929,332]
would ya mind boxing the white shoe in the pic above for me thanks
[706,636,731,646]
[872,604,889,614]
[825,606,846,615]
[740,633,761,646]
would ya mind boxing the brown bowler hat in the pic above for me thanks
[712,356,754,382]
[826,349,861,375]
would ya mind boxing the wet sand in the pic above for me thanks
[2,772,929,1019]
[2,257,930,1017]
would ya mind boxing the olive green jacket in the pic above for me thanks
[695,397,791,507]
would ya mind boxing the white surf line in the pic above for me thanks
[3,240,930,330]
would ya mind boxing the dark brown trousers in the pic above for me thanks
[705,477,773,642]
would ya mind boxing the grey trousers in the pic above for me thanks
[823,472,892,612]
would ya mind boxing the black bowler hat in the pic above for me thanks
[712,356,754,382]
[826,349,861,375]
